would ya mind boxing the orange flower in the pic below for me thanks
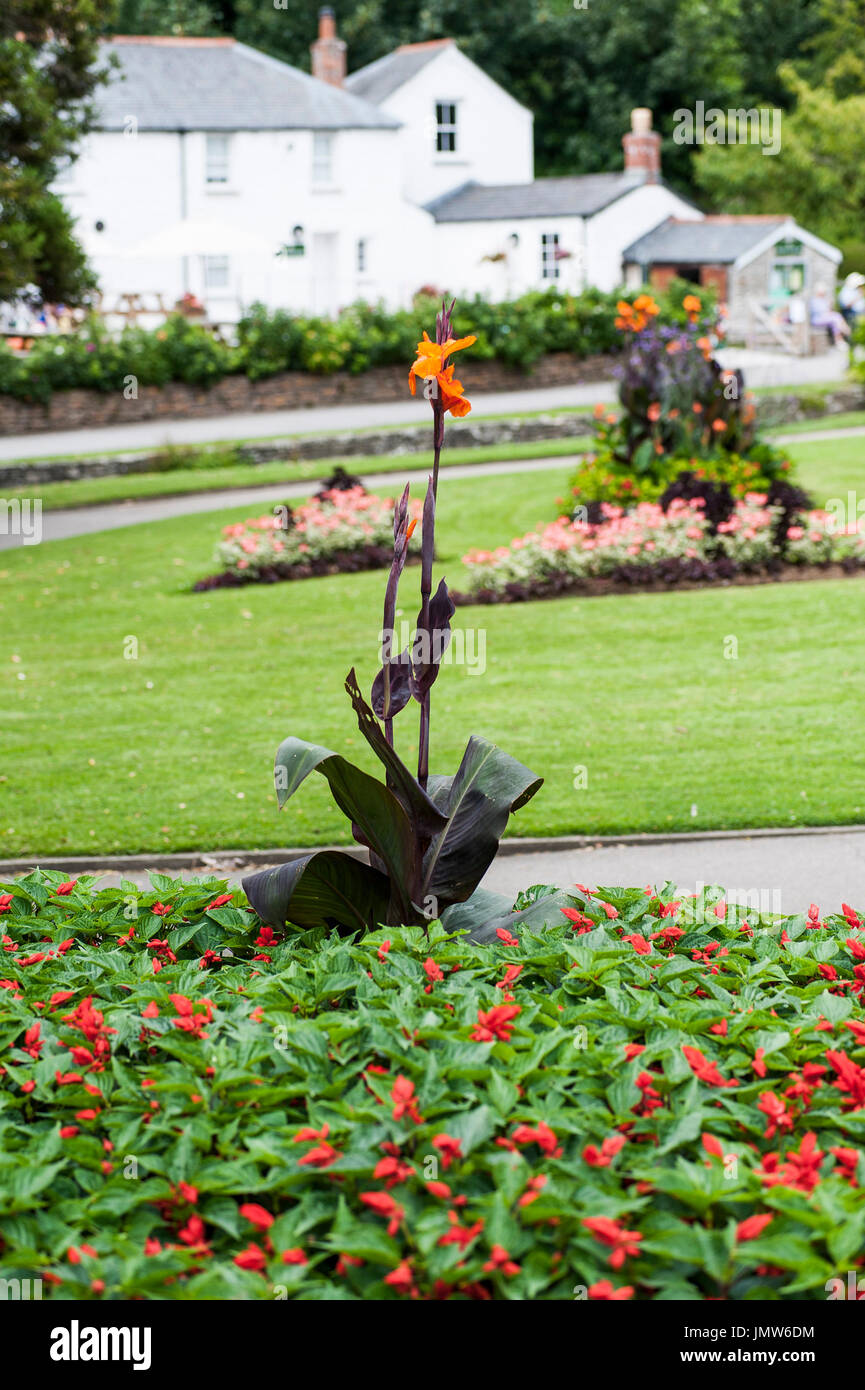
[647,402,661,423]
[633,294,659,316]
[437,363,472,418]
[683,294,702,315]
[711,418,726,432]
[409,330,476,412]
[692,402,703,414]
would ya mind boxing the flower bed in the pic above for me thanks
[457,496,865,604]
[2,872,864,1301]
[194,484,422,590]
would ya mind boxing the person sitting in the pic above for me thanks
[839,272,865,330]
[809,283,850,346]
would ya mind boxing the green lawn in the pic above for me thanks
[791,433,865,503]
[768,410,865,436]
[3,431,865,859]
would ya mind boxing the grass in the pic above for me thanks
[1,437,592,512]
[790,433,865,503]
[768,410,865,436]
[2,429,865,860]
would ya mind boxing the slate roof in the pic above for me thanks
[425,174,645,223]
[95,37,400,132]
[344,39,454,104]
[622,216,787,265]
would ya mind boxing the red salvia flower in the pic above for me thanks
[583,1216,643,1269]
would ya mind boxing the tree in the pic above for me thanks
[110,0,219,36]
[0,1,115,304]
[694,68,865,268]
[232,0,821,193]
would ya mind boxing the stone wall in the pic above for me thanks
[3,385,863,489]
[0,351,619,438]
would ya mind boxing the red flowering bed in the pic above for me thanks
[1,873,865,1301]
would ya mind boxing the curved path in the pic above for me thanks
[0,343,849,463]
[4,825,864,918]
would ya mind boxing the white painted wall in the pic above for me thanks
[432,216,588,300]
[585,183,702,292]
[373,45,534,207]
[60,124,433,321]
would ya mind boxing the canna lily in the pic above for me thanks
[409,329,476,408]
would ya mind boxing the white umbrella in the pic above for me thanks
[122,217,277,259]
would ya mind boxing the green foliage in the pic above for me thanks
[565,447,793,510]
[0,289,680,403]
[0,2,114,304]
[3,873,865,1300]
[0,315,238,404]
[110,0,218,34]
[231,0,821,194]
[695,67,865,256]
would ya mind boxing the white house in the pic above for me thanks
[56,9,701,322]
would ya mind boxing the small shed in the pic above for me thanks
[622,215,842,348]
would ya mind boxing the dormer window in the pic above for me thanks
[435,102,458,154]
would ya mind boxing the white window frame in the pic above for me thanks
[541,232,560,281]
[312,131,334,186]
[435,101,458,154]
[203,255,230,290]
[356,238,368,274]
[205,133,231,185]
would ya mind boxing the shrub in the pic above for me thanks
[3,873,865,1301]
[564,449,796,513]
[0,286,714,404]
[563,291,795,514]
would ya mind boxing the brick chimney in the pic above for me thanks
[311,7,346,87]
[622,107,661,183]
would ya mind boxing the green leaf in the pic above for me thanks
[422,736,543,909]
[242,851,390,933]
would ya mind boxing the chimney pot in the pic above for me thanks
[311,6,346,87]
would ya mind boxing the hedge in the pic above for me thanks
[1,873,864,1301]
[0,280,712,405]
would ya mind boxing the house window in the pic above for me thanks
[205,134,230,185]
[204,255,230,289]
[312,132,334,185]
[356,238,367,274]
[435,102,458,153]
[541,233,560,280]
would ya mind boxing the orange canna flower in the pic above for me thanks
[409,330,476,408]
[633,294,659,317]
[437,363,472,418]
